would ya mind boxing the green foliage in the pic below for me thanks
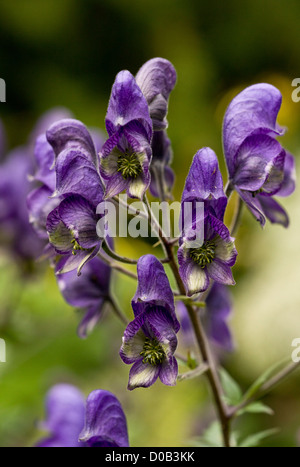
[219,367,243,406]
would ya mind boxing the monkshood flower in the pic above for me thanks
[0,110,70,262]
[135,57,177,131]
[37,384,129,447]
[44,119,105,274]
[100,70,153,199]
[223,83,296,227]
[136,58,177,199]
[178,148,237,296]
[56,255,112,338]
[177,284,233,351]
[120,255,180,390]
[149,130,175,200]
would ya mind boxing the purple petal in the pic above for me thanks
[46,207,74,254]
[37,384,85,448]
[205,284,233,351]
[127,358,160,390]
[206,259,236,286]
[132,255,179,331]
[214,235,238,267]
[159,356,178,386]
[257,195,289,227]
[105,70,152,141]
[27,185,60,239]
[223,83,283,176]
[120,323,146,365]
[236,188,266,226]
[31,134,56,191]
[277,152,296,197]
[58,195,100,249]
[145,307,178,356]
[79,390,129,447]
[46,119,98,166]
[55,149,104,206]
[182,148,226,208]
[136,58,177,130]
[77,303,106,339]
[233,134,285,193]
[57,256,110,308]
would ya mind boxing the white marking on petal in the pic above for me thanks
[128,362,159,389]
[129,176,147,199]
[187,264,209,295]
[214,236,236,264]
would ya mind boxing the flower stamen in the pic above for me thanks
[140,337,165,366]
[117,151,142,179]
[189,240,216,268]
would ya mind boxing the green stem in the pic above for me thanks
[102,238,138,265]
[163,241,231,447]
[98,251,138,281]
[178,363,209,382]
[230,196,244,237]
[229,360,300,418]
[174,295,206,308]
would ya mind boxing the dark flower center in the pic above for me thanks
[189,240,216,268]
[140,338,165,366]
[117,151,142,179]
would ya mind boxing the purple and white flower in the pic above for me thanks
[223,83,296,227]
[120,255,180,390]
[178,148,237,296]
[100,71,153,199]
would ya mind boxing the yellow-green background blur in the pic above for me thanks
[0,0,300,447]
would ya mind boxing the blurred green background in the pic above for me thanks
[0,0,300,447]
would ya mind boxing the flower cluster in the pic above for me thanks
[14,57,295,445]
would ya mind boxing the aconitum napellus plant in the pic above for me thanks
[24,58,297,447]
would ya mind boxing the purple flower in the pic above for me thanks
[0,110,70,262]
[136,58,177,199]
[100,70,153,199]
[37,384,129,448]
[120,255,180,390]
[178,148,237,296]
[177,284,233,352]
[135,57,177,131]
[204,283,233,351]
[223,83,296,227]
[44,119,105,275]
[56,255,112,338]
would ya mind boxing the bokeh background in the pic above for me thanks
[0,0,300,447]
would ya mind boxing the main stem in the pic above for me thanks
[163,240,231,447]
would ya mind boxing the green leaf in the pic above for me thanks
[191,421,238,447]
[192,421,223,447]
[242,357,290,403]
[219,367,243,405]
[239,428,279,447]
[237,401,274,416]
